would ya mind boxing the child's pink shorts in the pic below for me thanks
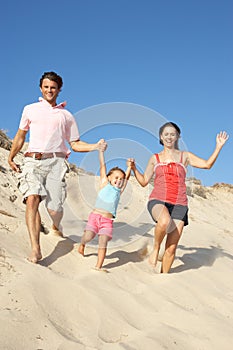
[85,212,113,239]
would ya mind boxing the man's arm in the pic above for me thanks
[70,139,107,153]
[8,129,27,172]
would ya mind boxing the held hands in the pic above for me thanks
[216,131,229,149]
[97,139,108,152]
[127,158,136,170]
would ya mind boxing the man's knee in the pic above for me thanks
[47,207,63,215]
[25,194,41,207]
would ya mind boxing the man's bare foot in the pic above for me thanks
[148,250,158,267]
[50,226,63,237]
[27,250,42,264]
[78,244,85,256]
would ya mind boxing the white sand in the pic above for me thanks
[1,146,233,350]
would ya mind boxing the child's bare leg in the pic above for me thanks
[78,230,95,256]
[96,235,110,269]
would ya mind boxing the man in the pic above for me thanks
[8,71,107,263]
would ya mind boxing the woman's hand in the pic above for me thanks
[216,131,229,149]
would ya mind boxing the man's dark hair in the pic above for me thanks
[39,71,63,89]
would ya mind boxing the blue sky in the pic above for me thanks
[1,0,232,186]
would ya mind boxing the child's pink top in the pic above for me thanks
[149,153,188,206]
[19,98,79,156]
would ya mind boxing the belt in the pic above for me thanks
[24,152,66,160]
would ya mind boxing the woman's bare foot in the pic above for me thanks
[78,244,85,256]
[148,249,158,267]
[27,249,42,263]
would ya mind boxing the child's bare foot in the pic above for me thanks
[78,244,85,256]
[27,249,42,264]
[148,249,158,267]
[92,266,109,273]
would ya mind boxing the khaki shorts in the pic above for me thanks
[17,157,69,212]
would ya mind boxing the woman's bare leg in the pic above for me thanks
[161,220,184,273]
[149,204,171,267]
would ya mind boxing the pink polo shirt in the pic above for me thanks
[19,98,80,156]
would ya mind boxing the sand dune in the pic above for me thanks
[1,141,233,350]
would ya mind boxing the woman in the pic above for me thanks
[130,122,229,273]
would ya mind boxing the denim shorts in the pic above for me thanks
[147,199,189,226]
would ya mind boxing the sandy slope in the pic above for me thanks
[1,146,233,350]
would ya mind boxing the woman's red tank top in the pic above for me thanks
[149,153,188,205]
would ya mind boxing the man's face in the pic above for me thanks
[40,78,60,106]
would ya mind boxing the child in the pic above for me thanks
[78,149,132,271]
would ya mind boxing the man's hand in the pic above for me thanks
[8,128,27,172]
[8,159,21,172]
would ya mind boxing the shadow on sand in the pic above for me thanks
[171,244,233,273]
[103,249,146,269]
[82,249,145,270]
[39,237,75,267]
[68,221,153,245]
[37,219,153,269]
